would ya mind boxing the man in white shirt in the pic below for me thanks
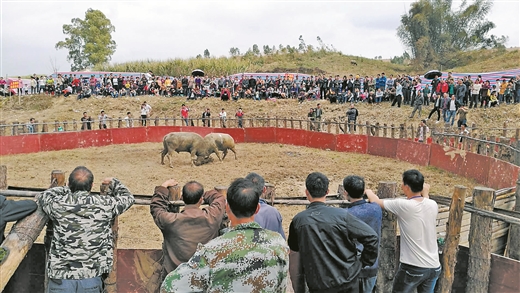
[366,169,440,293]
[219,108,227,128]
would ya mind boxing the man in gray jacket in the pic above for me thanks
[455,79,467,105]
[409,91,424,119]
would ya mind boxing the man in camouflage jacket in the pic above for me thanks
[161,178,289,293]
[39,166,134,292]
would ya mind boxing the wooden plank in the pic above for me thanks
[375,182,397,293]
[437,186,467,293]
[466,187,495,293]
[505,174,520,260]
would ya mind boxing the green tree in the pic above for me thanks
[55,8,116,71]
[262,45,273,55]
[397,0,508,69]
[229,47,240,57]
[252,44,260,56]
[203,49,210,58]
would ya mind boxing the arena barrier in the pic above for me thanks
[0,126,518,189]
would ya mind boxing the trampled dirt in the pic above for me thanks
[1,142,478,248]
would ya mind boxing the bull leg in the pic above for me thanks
[222,150,228,160]
[168,152,174,168]
[230,147,237,160]
[214,149,222,162]
[190,151,197,167]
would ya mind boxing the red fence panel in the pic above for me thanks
[40,132,79,152]
[396,140,430,166]
[244,128,276,143]
[305,132,336,150]
[77,130,112,148]
[275,128,308,147]
[429,144,465,177]
[111,128,148,145]
[486,158,520,189]
[460,152,491,185]
[367,136,398,159]
[336,134,368,154]
[146,126,182,143]
[0,135,41,155]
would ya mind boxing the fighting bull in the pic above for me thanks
[204,133,237,160]
[161,132,221,167]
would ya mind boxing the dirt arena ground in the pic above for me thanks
[0,142,478,248]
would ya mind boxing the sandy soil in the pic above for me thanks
[0,142,478,248]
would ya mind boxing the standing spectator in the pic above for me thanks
[124,112,133,128]
[307,107,316,131]
[98,110,109,129]
[392,82,403,107]
[140,103,150,126]
[416,119,430,142]
[469,80,481,109]
[346,103,359,132]
[39,167,134,293]
[80,112,92,130]
[288,172,378,293]
[375,88,383,104]
[235,107,244,128]
[180,104,189,126]
[27,118,36,133]
[16,77,23,96]
[150,179,225,278]
[446,95,460,126]
[480,80,490,108]
[30,77,37,95]
[409,91,424,119]
[245,172,285,239]
[219,108,227,128]
[456,106,468,128]
[440,93,450,123]
[161,178,289,293]
[202,108,211,127]
[455,79,467,105]
[515,75,520,103]
[366,170,441,293]
[427,94,442,123]
[0,195,37,244]
[314,103,323,131]
[343,175,382,293]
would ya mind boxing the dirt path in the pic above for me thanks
[1,142,477,248]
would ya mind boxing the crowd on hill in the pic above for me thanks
[2,166,441,293]
[3,72,519,107]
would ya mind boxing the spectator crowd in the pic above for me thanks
[2,166,441,293]
[3,72,519,107]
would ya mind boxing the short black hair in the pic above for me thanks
[68,166,94,193]
[402,169,424,193]
[227,178,260,218]
[305,172,329,198]
[182,181,204,204]
[342,175,365,199]
[244,172,265,195]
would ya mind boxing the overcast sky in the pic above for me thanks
[1,0,518,76]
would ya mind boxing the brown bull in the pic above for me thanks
[204,133,237,160]
[161,132,221,167]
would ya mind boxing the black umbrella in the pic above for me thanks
[424,70,442,80]
[192,69,205,77]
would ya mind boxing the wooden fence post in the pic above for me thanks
[466,187,495,293]
[505,174,520,260]
[436,186,467,293]
[102,183,118,293]
[391,124,395,139]
[117,118,122,128]
[375,182,397,293]
[0,171,55,291]
[62,120,68,132]
[0,165,6,189]
[72,119,77,131]
[365,121,370,136]
[502,122,507,137]
[0,121,5,136]
[12,122,18,136]
[42,121,48,133]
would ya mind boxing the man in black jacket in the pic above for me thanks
[288,172,378,293]
[0,195,37,244]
